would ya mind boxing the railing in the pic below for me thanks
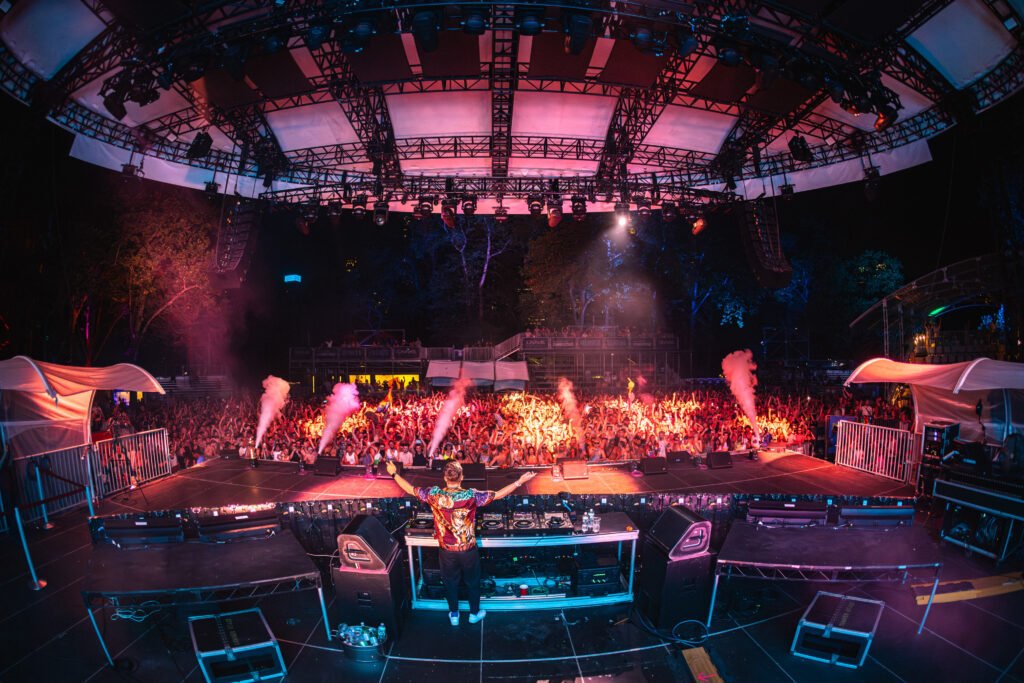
[89,429,172,497]
[9,429,172,523]
[835,421,919,484]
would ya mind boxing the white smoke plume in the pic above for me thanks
[558,377,585,449]
[637,375,655,406]
[255,375,290,448]
[428,376,471,457]
[318,383,361,454]
[722,350,761,439]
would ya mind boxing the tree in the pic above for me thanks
[832,249,905,324]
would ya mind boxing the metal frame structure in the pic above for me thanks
[0,1,1019,206]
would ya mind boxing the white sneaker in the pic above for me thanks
[468,610,487,624]
[449,611,459,626]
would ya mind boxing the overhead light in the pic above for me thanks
[411,204,424,220]
[342,16,376,53]
[327,201,343,218]
[262,32,287,55]
[373,201,389,226]
[102,90,128,120]
[352,194,367,218]
[127,71,159,106]
[353,17,376,41]
[204,180,219,195]
[547,198,563,227]
[788,135,813,163]
[417,195,435,215]
[186,131,213,160]
[517,9,543,36]
[563,13,592,56]
[101,73,130,120]
[462,8,488,35]
[571,195,587,221]
[674,26,698,58]
[715,42,742,67]
[527,195,544,216]
[660,201,678,222]
[874,105,899,131]
[302,202,320,223]
[494,205,509,222]
[306,22,331,51]
[461,194,478,216]
[779,184,794,197]
[691,216,706,235]
[826,78,845,104]
[121,163,140,178]
[412,10,440,53]
[753,51,779,90]
[614,202,630,227]
[441,197,458,221]
[630,24,654,52]
[222,43,249,80]
[636,198,652,220]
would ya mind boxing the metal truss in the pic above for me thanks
[717,563,940,583]
[491,5,517,178]
[83,573,322,609]
[972,41,1024,112]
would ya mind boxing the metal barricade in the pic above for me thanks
[835,421,918,484]
[11,444,92,524]
[90,429,172,497]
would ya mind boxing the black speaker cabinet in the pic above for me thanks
[707,451,733,469]
[102,514,185,546]
[640,457,668,474]
[337,515,400,570]
[637,540,713,630]
[667,451,691,464]
[196,509,280,543]
[332,548,407,637]
[461,462,487,485]
[314,455,340,476]
[647,505,711,559]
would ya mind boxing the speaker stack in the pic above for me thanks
[637,506,714,630]
[332,515,407,637]
[707,451,733,469]
[314,455,340,476]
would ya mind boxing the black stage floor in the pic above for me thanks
[3,506,1024,682]
[95,451,913,515]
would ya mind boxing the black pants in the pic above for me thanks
[438,547,481,613]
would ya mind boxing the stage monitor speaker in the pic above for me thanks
[377,460,402,478]
[333,549,407,637]
[839,504,914,527]
[337,514,400,571]
[102,514,185,546]
[189,608,286,683]
[647,505,711,559]
[314,455,340,476]
[707,451,733,469]
[637,542,713,630]
[196,509,280,542]
[562,459,589,480]
[667,451,691,464]
[640,457,669,475]
[746,500,828,526]
[791,592,883,669]
[461,462,487,485]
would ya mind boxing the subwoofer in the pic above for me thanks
[639,457,668,475]
[314,455,340,476]
[707,451,733,469]
[333,515,406,636]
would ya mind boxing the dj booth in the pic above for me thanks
[404,512,640,611]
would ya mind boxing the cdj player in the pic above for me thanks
[543,512,571,530]
[479,513,507,535]
[406,512,435,537]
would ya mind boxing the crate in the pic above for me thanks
[188,608,286,683]
[790,592,884,669]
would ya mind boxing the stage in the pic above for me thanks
[95,451,914,515]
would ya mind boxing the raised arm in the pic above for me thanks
[385,461,418,496]
[492,471,536,500]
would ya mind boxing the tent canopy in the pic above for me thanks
[0,356,164,458]
[845,357,1024,445]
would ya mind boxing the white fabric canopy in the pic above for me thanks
[845,357,1024,445]
[0,356,164,458]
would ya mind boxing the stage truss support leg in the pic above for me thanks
[706,570,721,628]
[318,585,332,641]
[919,566,943,634]
[86,603,114,666]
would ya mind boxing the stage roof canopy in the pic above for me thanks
[0,0,1021,212]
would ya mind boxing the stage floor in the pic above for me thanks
[96,451,913,515]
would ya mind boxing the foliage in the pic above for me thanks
[830,249,905,323]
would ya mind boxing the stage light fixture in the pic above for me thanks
[412,10,441,53]
[674,26,698,57]
[127,71,159,106]
[462,8,488,35]
[411,204,424,220]
[788,135,813,163]
[102,90,128,120]
[547,198,563,227]
[262,32,287,55]
[725,176,737,191]
[101,73,130,120]
[306,22,331,51]
[327,201,343,218]
[753,51,779,90]
[630,24,654,52]
[373,201,389,226]
[222,43,249,80]
[302,202,320,223]
[614,202,630,227]
[527,195,544,216]
[826,78,845,104]
[715,42,742,67]
[779,184,794,197]
[461,194,478,216]
[417,195,435,215]
[354,17,377,41]
[517,9,543,35]
[441,197,458,222]
[863,166,881,201]
[636,198,652,220]
[352,194,368,218]
[691,216,706,235]
[563,13,592,56]
[186,131,214,160]
[660,201,678,222]
[494,205,509,222]
[204,180,219,195]
[571,195,587,221]
[874,105,899,131]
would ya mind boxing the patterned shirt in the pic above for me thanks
[416,486,494,551]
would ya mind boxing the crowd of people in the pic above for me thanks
[103,383,911,473]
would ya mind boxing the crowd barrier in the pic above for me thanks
[835,421,919,484]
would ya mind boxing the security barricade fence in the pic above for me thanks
[835,421,919,485]
[7,429,171,524]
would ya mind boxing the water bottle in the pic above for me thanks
[378,623,386,642]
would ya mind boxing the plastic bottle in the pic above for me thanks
[378,623,386,642]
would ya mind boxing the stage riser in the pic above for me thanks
[89,493,911,564]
